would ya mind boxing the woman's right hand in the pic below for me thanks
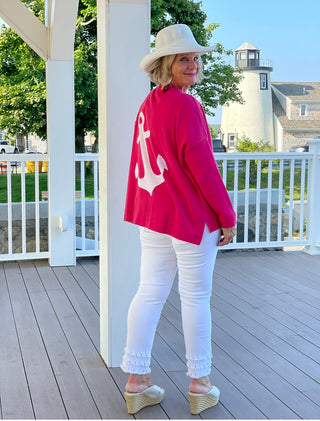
[218,225,236,247]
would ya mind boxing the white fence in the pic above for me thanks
[0,148,318,262]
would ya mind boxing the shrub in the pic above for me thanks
[235,136,275,183]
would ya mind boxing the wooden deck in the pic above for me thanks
[1,250,320,419]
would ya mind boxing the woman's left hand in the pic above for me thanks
[218,225,236,247]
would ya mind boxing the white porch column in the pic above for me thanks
[0,0,78,266]
[45,0,78,266]
[46,60,76,266]
[97,0,150,366]
[304,138,320,255]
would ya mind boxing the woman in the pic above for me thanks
[121,24,236,415]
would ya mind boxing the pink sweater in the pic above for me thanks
[124,85,236,245]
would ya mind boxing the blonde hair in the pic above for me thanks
[148,54,206,87]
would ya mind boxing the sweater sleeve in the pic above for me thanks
[177,97,236,228]
[184,140,236,228]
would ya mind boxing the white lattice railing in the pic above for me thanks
[0,148,319,262]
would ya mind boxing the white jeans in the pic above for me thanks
[121,226,220,378]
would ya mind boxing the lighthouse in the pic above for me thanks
[221,42,274,150]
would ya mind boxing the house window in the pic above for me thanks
[240,52,246,60]
[300,104,308,116]
[260,73,268,90]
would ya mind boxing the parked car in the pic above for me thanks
[212,139,226,152]
[0,140,18,154]
[289,144,309,153]
[85,145,93,153]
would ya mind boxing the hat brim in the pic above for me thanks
[140,44,215,72]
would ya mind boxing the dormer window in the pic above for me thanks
[300,104,308,116]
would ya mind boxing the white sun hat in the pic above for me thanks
[140,24,214,72]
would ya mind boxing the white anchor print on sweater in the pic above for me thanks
[135,112,167,195]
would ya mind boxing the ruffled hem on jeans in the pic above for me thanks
[120,347,152,374]
[186,354,212,378]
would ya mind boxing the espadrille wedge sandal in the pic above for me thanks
[124,385,165,414]
[188,386,220,415]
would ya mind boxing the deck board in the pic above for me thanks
[78,257,100,287]
[34,261,128,419]
[52,266,100,349]
[4,262,67,419]
[163,296,299,419]
[215,275,320,362]
[68,264,100,312]
[19,261,101,419]
[0,265,34,420]
[0,250,320,419]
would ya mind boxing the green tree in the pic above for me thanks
[0,0,97,152]
[0,0,242,152]
[74,0,97,152]
[0,17,46,149]
[208,124,220,139]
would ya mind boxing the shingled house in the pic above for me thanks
[272,82,320,151]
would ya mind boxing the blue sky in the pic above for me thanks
[200,0,320,123]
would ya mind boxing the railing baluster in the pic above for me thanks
[266,160,272,242]
[35,161,40,253]
[244,159,250,243]
[233,160,239,243]
[255,159,261,242]
[277,160,284,241]
[299,160,306,240]
[94,160,99,251]
[222,158,227,184]
[305,157,312,243]
[7,165,13,255]
[81,160,86,251]
[21,162,27,254]
[288,159,295,240]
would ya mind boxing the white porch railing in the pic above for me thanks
[0,153,49,260]
[214,152,312,250]
[75,153,99,257]
[0,147,319,262]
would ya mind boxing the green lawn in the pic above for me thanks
[222,167,308,201]
[0,173,48,203]
[0,167,306,203]
[0,173,96,203]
